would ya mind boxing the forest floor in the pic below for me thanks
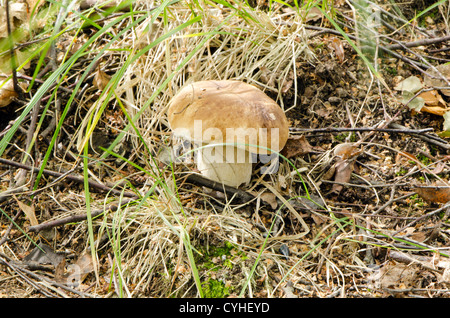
[1,0,450,298]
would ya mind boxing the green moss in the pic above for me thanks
[202,279,230,298]
[196,241,246,271]
[334,132,356,143]
[194,241,248,297]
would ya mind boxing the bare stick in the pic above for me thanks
[385,35,450,51]
[28,198,135,233]
[388,123,450,150]
[185,174,256,203]
[5,0,21,99]
[289,126,433,134]
[0,157,138,198]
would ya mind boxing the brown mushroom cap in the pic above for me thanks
[167,80,289,154]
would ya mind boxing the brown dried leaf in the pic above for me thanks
[423,64,450,97]
[25,0,46,19]
[379,262,418,290]
[260,192,278,209]
[331,159,355,195]
[419,90,446,107]
[414,182,450,203]
[431,161,445,174]
[281,135,312,159]
[334,142,361,159]
[409,231,427,242]
[15,197,38,227]
[0,77,18,107]
[316,101,335,119]
[422,105,449,116]
[0,3,28,38]
[329,37,345,64]
[93,69,111,91]
[305,7,323,22]
[56,253,94,287]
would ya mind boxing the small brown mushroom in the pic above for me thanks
[167,80,289,187]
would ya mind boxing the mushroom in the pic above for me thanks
[167,80,289,187]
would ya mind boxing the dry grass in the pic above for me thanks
[1,0,450,299]
[70,0,323,297]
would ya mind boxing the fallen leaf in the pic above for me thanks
[0,77,18,107]
[334,142,362,159]
[394,76,425,111]
[409,230,427,242]
[394,76,423,93]
[417,90,448,116]
[281,135,312,159]
[315,101,335,119]
[423,64,450,97]
[422,105,448,116]
[431,161,445,174]
[305,7,323,22]
[378,259,419,290]
[395,76,422,92]
[0,3,28,39]
[414,181,450,203]
[330,37,345,64]
[93,68,111,91]
[23,243,64,267]
[419,90,446,106]
[15,197,38,227]
[402,91,425,112]
[56,252,94,287]
[443,111,450,131]
[260,192,278,209]
[25,0,46,19]
[331,158,355,195]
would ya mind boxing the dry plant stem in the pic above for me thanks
[361,0,429,35]
[0,253,92,297]
[393,202,450,236]
[385,35,450,51]
[28,198,135,233]
[0,255,56,297]
[289,127,433,134]
[185,174,323,218]
[0,157,138,198]
[0,209,22,247]
[388,123,450,150]
[15,99,42,188]
[5,0,21,99]
[185,174,255,203]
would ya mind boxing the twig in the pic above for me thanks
[0,253,93,297]
[28,198,136,233]
[184,173,325,213]
[385,35,450,51]
[0,157,139,198]
[289,126,433,134]
[0,209,22,247]
[185,174,256,203]
[393,201,450,236]
[0,254,56,297]
[5,0,21,99]
[388,123,450,150]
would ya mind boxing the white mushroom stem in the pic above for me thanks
[196,144,253,187]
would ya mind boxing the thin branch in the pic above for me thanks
[28,198,136,233]
[5,0,21,99]
[0,157,139,198]
[385,35,450,51]
[289,126,434,134]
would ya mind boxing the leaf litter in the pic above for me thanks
[0,0,450,299]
